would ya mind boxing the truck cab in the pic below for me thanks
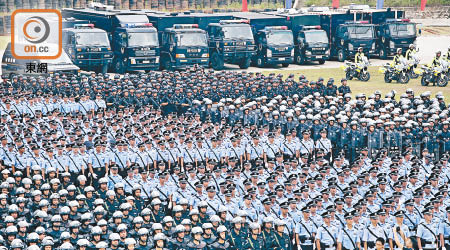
[376,19,416,59]
[335,21,376,62]
[207,20,256,70]
[161,24,209,70]
[111,23,160,73]
[253,26,294,68]
[296,25,329,64]
[62,24,113,73]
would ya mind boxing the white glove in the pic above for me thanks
[92,173,98,179]
[442,247,446,250]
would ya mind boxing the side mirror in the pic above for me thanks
[416,47,420,52]
[418,29,422,36]
[377,30,381,37]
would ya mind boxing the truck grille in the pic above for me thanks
[90,53,103,59]
[136,50,156,56]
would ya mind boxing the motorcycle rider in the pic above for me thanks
[405,44,417,60]
[445,45,450,59]
[392,48,404,67]
[355,47,365,64]
[431,51,442,67]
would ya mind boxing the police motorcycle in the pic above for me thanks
[379,57,410,84]
[342,55,370,81]
[421,62,448,87]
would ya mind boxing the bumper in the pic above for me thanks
[347,49,375,56]
[127,57,160,70]
[266,56,294,64]
[223,49,256,62]
[75,58,112,67]
[305,54,329,61]
[388,45,410,55]
[174,58,209,69]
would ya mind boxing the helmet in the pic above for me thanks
[95,242,108,248]
[175,225,185,233]
[77,239,90,246]
[152,223,163,231]
[397,48,402,54]
[437,51,441,55]
[124,238,136,245]
[358,47,363,52]
[154,233,166,241]
[59,242,74,250]
[109,233,120,241]
[409,44,415,49]
[60,231,71,240]
[26,232,39,243]
[217,225,227,233]
[191,227,203,234]
[202,223,213,230]
[10,239,24,249]
[138,228,149,236]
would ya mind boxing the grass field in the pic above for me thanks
[266,66,450,101]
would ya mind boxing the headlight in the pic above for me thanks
[348,43,353,51]
[104,54,111,58]
[155,57,159,63]
[267,50,272,57]
[290,49,295,57]
[176,54,185,58]
[201,53,209,58]
[372,43,376,50]
[77,55,84,59]
[305,50,312,56]
[224,47,232,52]
[130,58,136,64]
[390,41,395,48]
[326,49,330,55]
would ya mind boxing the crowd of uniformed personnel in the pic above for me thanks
[0,68,449,250]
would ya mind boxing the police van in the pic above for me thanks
[1,42,80,78]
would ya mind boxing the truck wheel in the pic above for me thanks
[239,58,251,69]
[114,59,125,74]
[256,57,265,68]
[338,49,346,62]
[210,52,224,70]
[101,64,108,74]
[295,55,305,65]
[281,63,289,67]
[379,46,388,60]
[318,59,325,65]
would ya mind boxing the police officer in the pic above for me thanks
[316,211,338,250]
[417,208,439,250]
[338,212,360,250]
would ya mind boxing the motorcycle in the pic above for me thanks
[379,57,410,84]
[342,56,370,82]
[440,58,450,77]
[421,64,448,87]
[406,53,422,79]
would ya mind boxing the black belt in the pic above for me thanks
[367,241,375,248]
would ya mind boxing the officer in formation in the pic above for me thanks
[0,69,449,250]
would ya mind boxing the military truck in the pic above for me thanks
[202,13,255,70]
[146,12,209,70]
[266,11,329,65]
[62,23,113,74]
[62,8,160,73]
[317,11,377,61]
[360,9,416,59]
[229,12,292,68]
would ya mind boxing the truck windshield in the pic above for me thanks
[76,33,109,46]
[348,25,374,39]
[267,31,293,45]
[128,32,159,47]
[304,30,328,44]
[176,32,207,47]
[388,23,416,37]
[223,26,253,40]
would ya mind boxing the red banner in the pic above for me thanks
[421,0,427,11]
[332,0,339,9]
[242,0,248,12]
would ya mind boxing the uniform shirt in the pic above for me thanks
[438,219,450,245]
[388,224,410,249]
[299,139,314,155]
[295,216,317,245]
[338,225,360,250]
[315,138,332,154]
[363,224,385,245]
[417,221,439,248]
[316,224,338,247]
